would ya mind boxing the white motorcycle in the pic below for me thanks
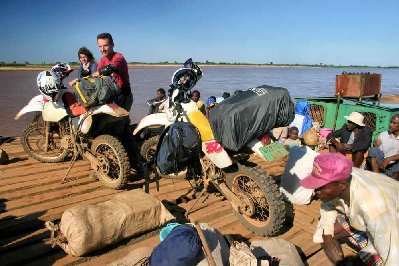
[140,60,291,236]
[15,70,131,189]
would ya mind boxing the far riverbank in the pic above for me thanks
[1,64,397,71]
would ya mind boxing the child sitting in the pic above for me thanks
[284,127,302,149]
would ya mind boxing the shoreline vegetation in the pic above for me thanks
[0,61,398,71]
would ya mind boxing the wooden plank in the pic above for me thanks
[0,188,118,219]
[0,228,49,252]
[4,181,103,210]
[0,174,95,200]
[0,137,362,265]
[0,241,56,265]
[0,191,119,237]
[0,166,91,193]
[0,161,89,185]
[0,159,44,172]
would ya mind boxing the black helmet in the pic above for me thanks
[51,63,73,79]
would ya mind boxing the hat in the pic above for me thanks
[159,222,180,241]
[344,112,365,126]
[300,153,352,189]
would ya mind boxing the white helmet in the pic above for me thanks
[51,63,72,79]
[171,59,203,91]
[37,70,61,97]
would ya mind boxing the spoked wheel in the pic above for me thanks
[91,135,130,189]
[21,121,69,163]
[225,163,285,236]
[139,135,159,162]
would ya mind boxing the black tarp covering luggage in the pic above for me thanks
[209,85,294,151]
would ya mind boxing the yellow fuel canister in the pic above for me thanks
[188,110,214,141]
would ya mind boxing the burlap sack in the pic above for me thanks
[280,146,317,205]
[250,238,304,266]
[229,241,268,266]
[195,223,230,266]
[303,127,319,146]
[56,190,174,256]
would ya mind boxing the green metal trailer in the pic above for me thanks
[296,97,399,143]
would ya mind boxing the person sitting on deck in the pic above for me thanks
[191,90,206,114]
[368,114,399,181]
[233,89,243,96]
[327,112,372,168]
[147,88,167,114]
[283,126,302,149]
[205,96,217,119]
[300,152,399,265]
[222,91,230,100]
[289,100,313,136]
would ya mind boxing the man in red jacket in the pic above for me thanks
[93,33,140,172]
[94,32,133,111]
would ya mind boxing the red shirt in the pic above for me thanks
[97,52,131,91]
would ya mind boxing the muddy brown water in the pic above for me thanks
[1,67,398,136]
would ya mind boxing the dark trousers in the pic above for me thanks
[115,90,141,167]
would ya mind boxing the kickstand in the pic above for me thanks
[61,154,78,183]
[144,163,159,193]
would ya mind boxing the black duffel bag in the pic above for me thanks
[155,122,201,175]
[209,85,294,151]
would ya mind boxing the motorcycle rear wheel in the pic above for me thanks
[91,134,130,190]
[21,122,69,163]
[225,163,286,236]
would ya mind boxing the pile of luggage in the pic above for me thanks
[46,190,304,265]
[209,85,294,151]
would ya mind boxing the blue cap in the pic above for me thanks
[206,97,216,105]
[159,222,181,241]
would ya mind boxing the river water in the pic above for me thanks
[1,66,398,136]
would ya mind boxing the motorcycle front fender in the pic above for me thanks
[132,113,170,135]
[15,95,44,120]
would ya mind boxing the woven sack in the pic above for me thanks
[303,127,319,146]
[49,190,174,256]
[250,238,304,266]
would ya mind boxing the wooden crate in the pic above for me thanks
[336,73,381,98]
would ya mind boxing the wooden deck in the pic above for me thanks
[0,139,356,265]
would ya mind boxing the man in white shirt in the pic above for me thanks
[300,153,399,265]
[368,114,399,180]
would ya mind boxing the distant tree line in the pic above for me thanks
[1,61,398,69]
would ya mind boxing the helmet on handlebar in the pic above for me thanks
[51,63,73,79]
[171,58,202,91]
[37,70,62,97]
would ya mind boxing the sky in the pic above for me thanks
[1,0,398,66]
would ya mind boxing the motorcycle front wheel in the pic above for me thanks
[139,135,159,162]
[225,163,286,236]
[91,135,130,189]
[21,122,69,163]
